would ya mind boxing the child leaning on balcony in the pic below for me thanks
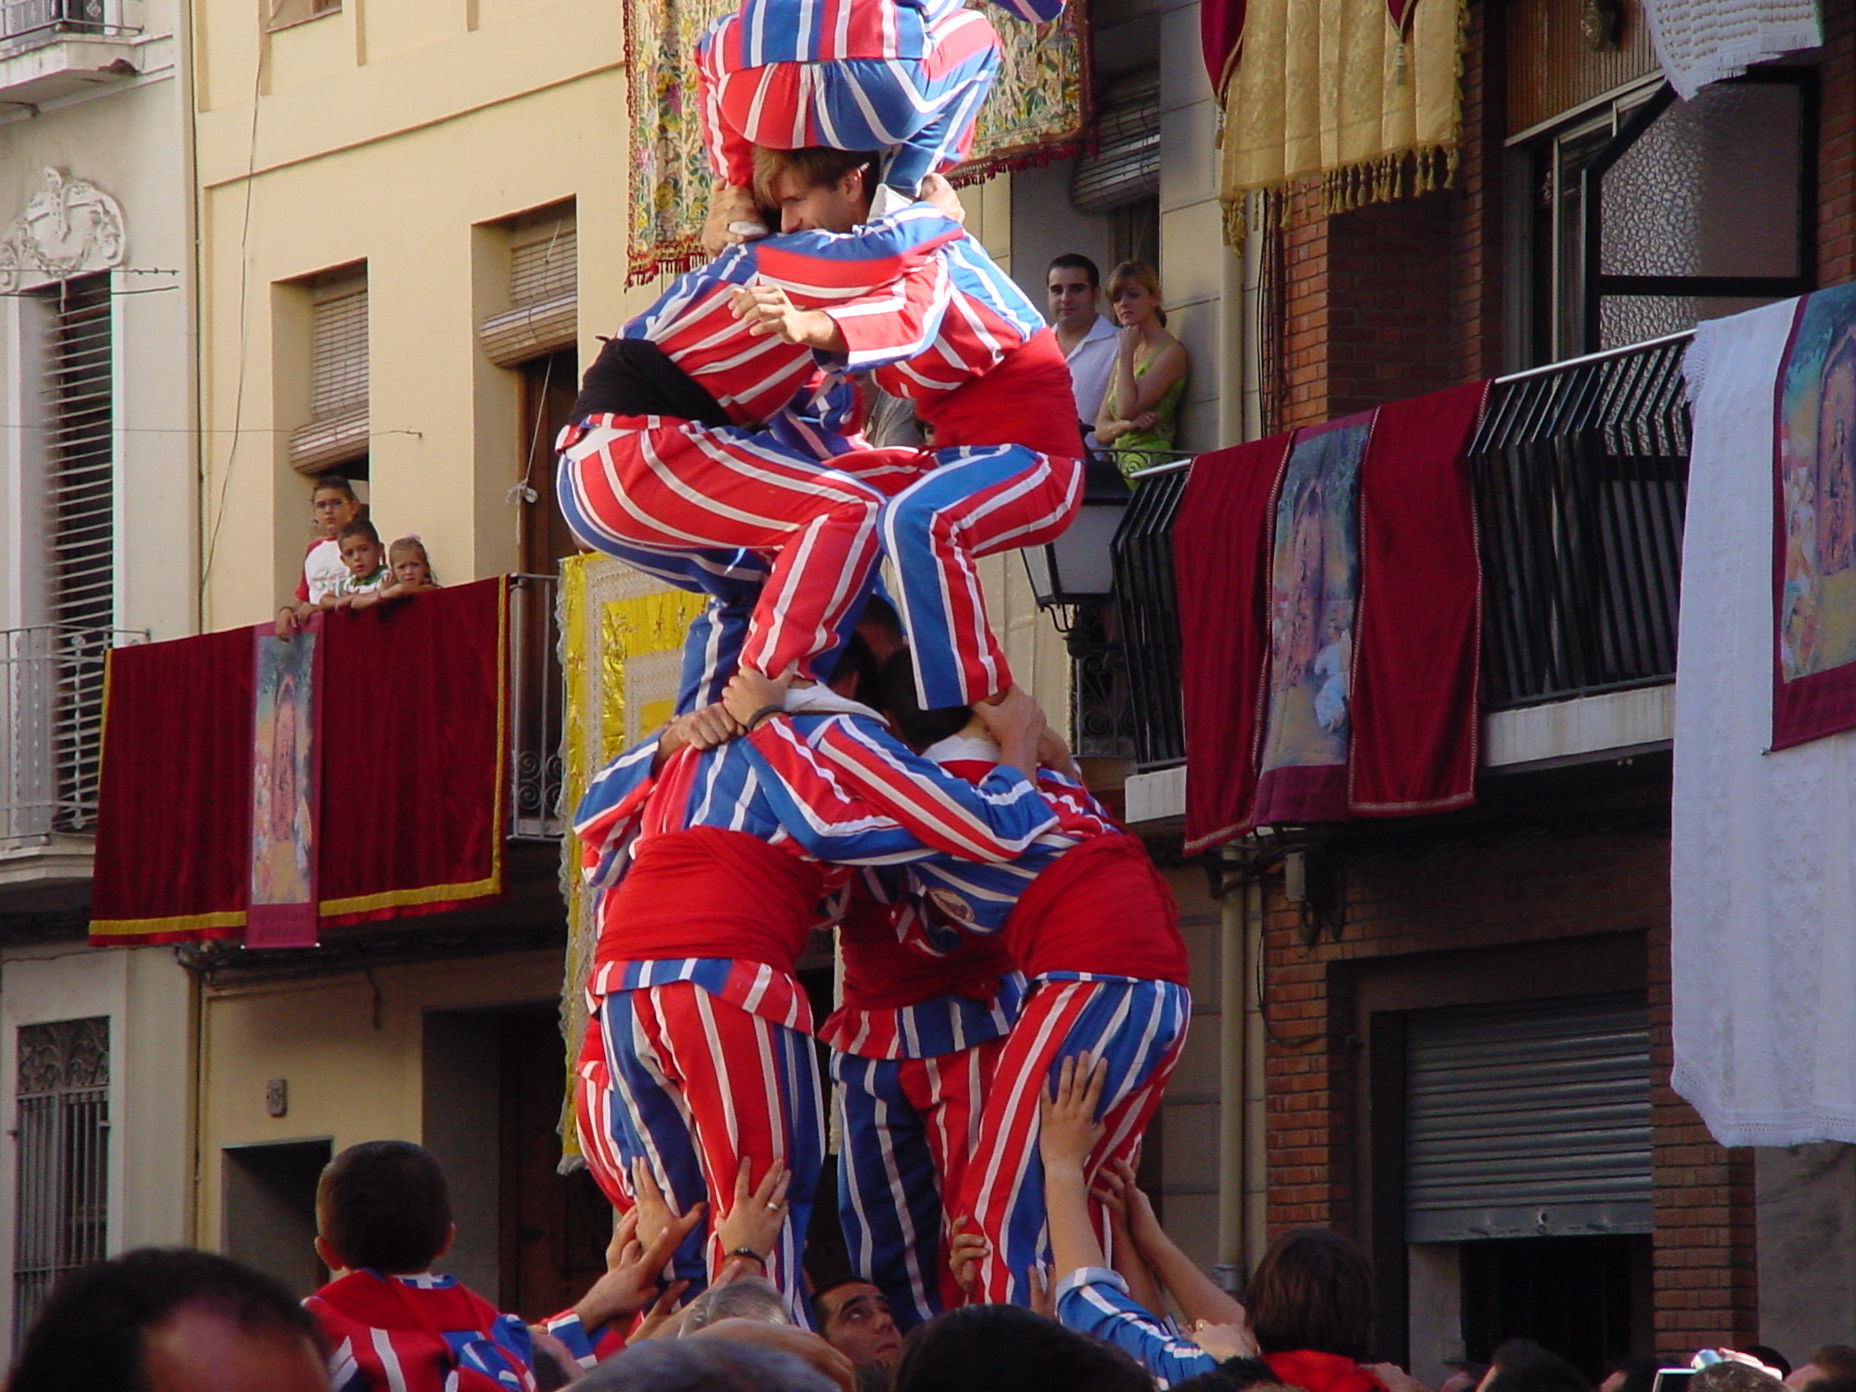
[376,535,440,601]
[323,520,391,610]
[275,473,362,638]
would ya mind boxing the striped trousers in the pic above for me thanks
[557,415,923,685]
[951,976,1189,1307]
[833,1040,1005,1329]
[576,984,826,1322]
[705,8,1002,193]
[881,444,1081,707]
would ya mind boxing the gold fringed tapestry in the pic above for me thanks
[556,555,708,1165]
[1218,0,1468,245]
[621,0,1091,283]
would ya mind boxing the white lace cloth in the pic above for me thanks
[1672,297,1856,1148]
[1641,0,1822,100]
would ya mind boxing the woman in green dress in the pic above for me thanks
[1094,260,1189,483]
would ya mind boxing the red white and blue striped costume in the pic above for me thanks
[570,692,1053,1319]
[827,881,1025,1327]
[308,1269,537,1392]
[556,203,960,685]
[820,235,1086,706]
[738,724,1190,1306]
[696,0,1063,197]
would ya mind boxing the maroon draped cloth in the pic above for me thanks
[91,628,255,945]
[1175,434,1293,854]
[315,577,509,929]
[1350,381,1487,814]
[1200,0,1246,95]
[1175,383,1487,853]
[89,578,508,946]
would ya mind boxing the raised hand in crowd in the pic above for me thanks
[1027,1262,1057,1321]
[948,1218,990,1301]
[712,1157,792,1280]
[1039,1051,1110,1282]
[1096,1155,1247,1329]
[1090,1156,1166,1319]
[628,1156,706,1254]
[569,1209,693,1336]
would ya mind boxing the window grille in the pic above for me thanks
[288,270,369,474]
[12,1017,109,1344]
[42,274,113,830]
[481,209,578,368]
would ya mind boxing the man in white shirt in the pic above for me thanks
[1047,254,1118,448]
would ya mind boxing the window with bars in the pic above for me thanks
[12,1017,109,1345]
[287,268,369,475]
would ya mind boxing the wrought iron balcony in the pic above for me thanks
[1094,332,1692,775]
[508,572,564,842]
[0,623,143,851]
[0,0,142,107]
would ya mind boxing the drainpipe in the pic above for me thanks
[1216,844,1270,1293]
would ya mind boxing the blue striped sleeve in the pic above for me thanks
[1054,1268,1220,1390]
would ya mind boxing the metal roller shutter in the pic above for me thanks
[1405,994,1652,1242]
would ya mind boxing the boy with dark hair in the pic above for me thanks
[325,518,390,607]
[278,472,362,636]
[306,1140,680,1392]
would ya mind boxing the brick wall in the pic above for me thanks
[1820,0,1856,288]
[1258,808,1758,1350]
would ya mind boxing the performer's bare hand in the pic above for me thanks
[729,280,844,350]
[682,702,742,750]
[702,180,768,256]
[713,1157,790,1270]
[1039,1051,1106,1173]
[1027,1262,1056,1319]
[1036,723,1081,782]
[723,667,787,728]
[574,1210,692,1330]
[948,1218,990,1298]
[628,1280,692,1343]
[1195,1321,1261,1361]
[630,1156,705,1253]
[974,686,1045,774]
[918,172,966,225]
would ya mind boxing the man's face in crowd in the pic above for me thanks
[818,1281,900,1369]
[142,1304,328,1392]
[1047,265,1099,333]
[772,167,868,234]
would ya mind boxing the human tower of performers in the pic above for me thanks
[558,0,1192,1337]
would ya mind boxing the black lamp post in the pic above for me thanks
[1022,451,1133,619]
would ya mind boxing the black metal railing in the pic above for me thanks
[1470,332,1690,709]
[1090,332,1694,772]
[1110,463,1191,767]
[508,573,564,842]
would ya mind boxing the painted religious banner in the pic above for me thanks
[247,630,321,948]
[1251,415,1369,827]
[1774,281,1856,749]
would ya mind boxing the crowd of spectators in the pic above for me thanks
[10,1135,1849,1392]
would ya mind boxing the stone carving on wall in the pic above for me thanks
[0,168,126,293]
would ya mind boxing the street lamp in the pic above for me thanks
[1022,451,1133,615]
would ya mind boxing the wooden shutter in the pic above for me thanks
[1072,72,1160,214]
[480,213,578,367]
[289,273,369,473]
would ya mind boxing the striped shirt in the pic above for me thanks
[614,202,962,428]
[1053,1268,1218,1391]
[310,1270,537,1392]
[712,0,1060,68]
[826,234,1052,403]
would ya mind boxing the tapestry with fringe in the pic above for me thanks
[622,0,1090,283]
[555,554,709,1164]
[1217,0,1467,245]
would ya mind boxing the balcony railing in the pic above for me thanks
[509,573,564,842]
[1,624,143,848]
[1,0,133,43]
[1098,332,1693,769]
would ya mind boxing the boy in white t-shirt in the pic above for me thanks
[276,473,362,637]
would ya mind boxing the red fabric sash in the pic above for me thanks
[1264,1351,1388,1392]
[1350,380,1486,813]
[917,329,1084,461]
[1173,435,1293,854]
[1004,833,1188,984]
[596,826,827,970]
[838,890,1017,1011]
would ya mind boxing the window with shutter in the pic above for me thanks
[1072,71,1159,215]
[480,207,577,368]
[288,270,369,474]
